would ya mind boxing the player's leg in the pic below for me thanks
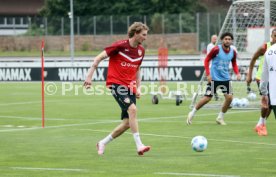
[216,81,232,125]
[264,85,272,119]
[96,85,131,155]
[221,94,233,112]
[127,95,151,155]
[107,84,150,155]
[257,92,273,136]
[215,93,232,125]
[187,82,213,125]
[255,81,268,135]
[111,118,130,138]
[96,110,131,155]
[256,106,270,135]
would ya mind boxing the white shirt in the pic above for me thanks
[260,43,276,105]
[231,45,239,58]
[207,43,215,54]
[231,45,237,53]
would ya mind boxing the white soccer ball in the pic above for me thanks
[240,98,249,107]
[247,92,257,101]
[231,98,240,107]
[191,136,208,152]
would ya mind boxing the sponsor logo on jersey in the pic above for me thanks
[121,62,138,68]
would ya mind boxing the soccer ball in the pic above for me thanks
[247,92,257,101]
[231,98,240,107]
[240,98,249,107]
[191,136,208,152]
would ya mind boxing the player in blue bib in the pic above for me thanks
[187,32,241,125]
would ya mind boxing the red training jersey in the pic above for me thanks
[105,39,145,93]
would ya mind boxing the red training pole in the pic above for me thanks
[158,46,168,94]
[41,39,45,128]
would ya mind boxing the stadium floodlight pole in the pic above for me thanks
[69,0,74,63]
[264,0,270,42]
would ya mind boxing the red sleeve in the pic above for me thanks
[204,46,219,76]
[104,41,123,57]
[231,50,239,74]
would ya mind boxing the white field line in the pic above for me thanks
[0,101,41,106]
[0,115,184,121]
[0,97,109,107]
[0,100,60,106]
[140,110,258,122]
[154,172,240,177]
[0,110,259,133]
[0,109,258,121]
[0,115,65,120]
[0,99,82,107]
[10,166,88,172]
[79,129,276,147]
[0,120,121,133]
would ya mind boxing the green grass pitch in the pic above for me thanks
[0,82,276,177]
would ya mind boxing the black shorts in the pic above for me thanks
[256,80,271,108]
[204,80,232,97]
[110,84,136,119]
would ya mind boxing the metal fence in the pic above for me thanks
[0,13,226,51]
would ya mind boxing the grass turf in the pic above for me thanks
[0,82,275,177]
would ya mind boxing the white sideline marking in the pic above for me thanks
[0,100,59,107]
[80,129,276,146]
[0,109,257,122]
[0,120,121,132]
[3,125,14,127]
[0,110,258,133]
[140,110,258,122]
[11,167,88,172]
[0,115,65,120]
[17,125,25,128]
[154,172,240,177]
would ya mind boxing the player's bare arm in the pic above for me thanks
[84,51,108,89]
[246,46,265,84]
[206,75,212,83]
[136,67,141,99]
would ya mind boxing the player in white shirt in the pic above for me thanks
[207,35,218,54]
[260,43,276,120]
[206,35,220,100]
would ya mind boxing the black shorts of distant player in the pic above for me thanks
[110,84,136,119]
[204,80,232,97]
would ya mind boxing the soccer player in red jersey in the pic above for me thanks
[84,22,150,156]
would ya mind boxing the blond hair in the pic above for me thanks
[128,22,149,38]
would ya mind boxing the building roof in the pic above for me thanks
[0,0,44,16]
